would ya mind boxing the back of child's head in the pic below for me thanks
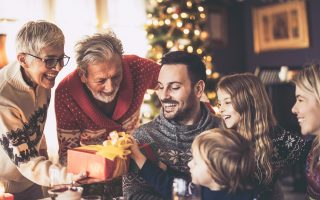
[15,20,65,55]
[192,128,254,193]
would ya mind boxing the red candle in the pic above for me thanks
[0,193,14,200]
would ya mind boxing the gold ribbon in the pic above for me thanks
[76,132,132,161]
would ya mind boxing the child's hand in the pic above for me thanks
[129,136,146,169]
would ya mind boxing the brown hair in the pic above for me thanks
[217,73,276,184]
[192,128,255,193]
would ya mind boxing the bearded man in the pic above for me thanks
[123,51,220,199]
[54,32,160,199]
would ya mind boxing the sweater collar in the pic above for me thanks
[112,58,133,120]
[5,61,36,92]
[155,103,220,142]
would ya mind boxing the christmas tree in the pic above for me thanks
[146,0,212,61]
[141,0,220,122]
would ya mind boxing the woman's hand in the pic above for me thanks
[72,171,87,183]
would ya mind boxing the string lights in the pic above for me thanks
[141,0,220,121]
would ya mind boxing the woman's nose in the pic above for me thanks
[291,102,298,114]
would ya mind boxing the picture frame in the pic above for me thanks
[208,7,228,48]
[252,0,309,53]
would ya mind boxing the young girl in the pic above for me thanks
[291,64,320,199]
[188,128,255,200]
[217,73,311,199]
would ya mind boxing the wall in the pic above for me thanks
[211,0,320,74]
[209,1,319,133]
[209,3,246,75]
[244,0,320,72]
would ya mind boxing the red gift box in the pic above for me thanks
[67,148,130,180]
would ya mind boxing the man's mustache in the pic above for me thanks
[161,99,178,104]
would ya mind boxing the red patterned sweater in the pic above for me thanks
[55,55,160,165]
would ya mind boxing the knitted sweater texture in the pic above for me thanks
[55,55,160,165]
[123,104,220,200]
[0,62,73,193]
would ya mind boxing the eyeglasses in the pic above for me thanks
[25,53,70,69]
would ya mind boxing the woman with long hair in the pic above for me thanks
[292,64,320,199]
[217,73,311,199]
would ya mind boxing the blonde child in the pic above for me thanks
[188,128,255,199]
[130,128,255,200]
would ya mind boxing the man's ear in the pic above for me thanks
[17,53,28,68]
[194,80,205,98]
[77,68,87,83]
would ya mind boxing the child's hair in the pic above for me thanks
[292,64,320,173]
[192,128,254,193]
[217,73,276,184]
[15,20,65,55]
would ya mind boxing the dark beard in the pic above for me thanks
[163,94,199,124]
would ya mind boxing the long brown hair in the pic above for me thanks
[217,73,276,184]
[292,64,320,174]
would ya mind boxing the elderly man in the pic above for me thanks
[54,32,160,198]
[123,51,220,199]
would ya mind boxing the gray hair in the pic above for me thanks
[15,20,65,55]
[75,31,124,77]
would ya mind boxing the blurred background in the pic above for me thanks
[1,1,317,199]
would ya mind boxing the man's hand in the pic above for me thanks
[129,136,146,169]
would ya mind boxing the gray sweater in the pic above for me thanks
[123,103,220,200]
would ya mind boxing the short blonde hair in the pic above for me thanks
[15,20,65,55]
[192,128,254,193]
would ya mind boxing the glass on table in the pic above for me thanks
[172,178,201,200]
[112,197,125,200]
[81,195,102,200]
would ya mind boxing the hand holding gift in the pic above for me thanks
[128,137,147,169]
[128,137,167,171]
[67,131,133,181]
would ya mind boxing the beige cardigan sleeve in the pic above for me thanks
[0,105,74,187]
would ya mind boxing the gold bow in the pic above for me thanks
[76,132,132,160]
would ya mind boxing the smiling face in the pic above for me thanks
[19,46,64,89]
[217,88,241,129]
[81,55,123,103]
[292,85,320,136]
[156,64,202,125]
